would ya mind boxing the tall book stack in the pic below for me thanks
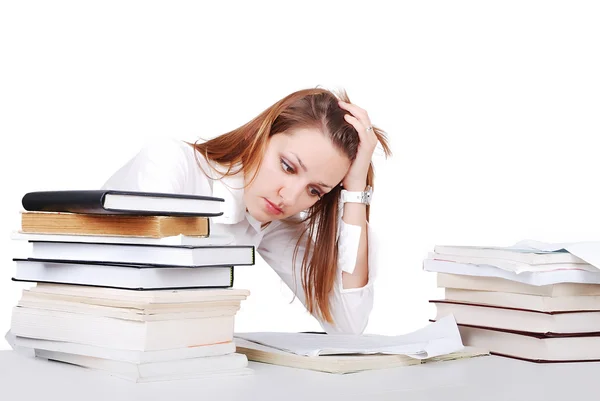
[423,243,600,363]
[7,190,255,382]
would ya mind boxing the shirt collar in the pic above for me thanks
[209,163,263,233]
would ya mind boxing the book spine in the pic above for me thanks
[22,191,108,214]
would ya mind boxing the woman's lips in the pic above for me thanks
[263,198,283,215]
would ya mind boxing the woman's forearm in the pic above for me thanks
[341,200,369,289]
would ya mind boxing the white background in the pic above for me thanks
[1,1,599,349]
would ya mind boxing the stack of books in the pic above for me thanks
[424,243,600,363]
[7,189,255,382]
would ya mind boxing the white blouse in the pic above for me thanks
[101,138,377,334]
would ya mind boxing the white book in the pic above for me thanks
[423,259,600,286]
[434,245,585,264]
[20,288,244,312]
[12,231,235,246]
[16,297,240,321]
[12,335,236,363]
[13,259,234,290]
[11,306,236,351]
[34,349,251,382]
[26,283,250,304]
[437,273,600,297]
[433,300,600,334]
[29,241,254,267]
[444,288,600,312]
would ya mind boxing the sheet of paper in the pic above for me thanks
[428,252,598,274]
[234,315,464,359]
[423,259,600,286]
[513,240,600,270]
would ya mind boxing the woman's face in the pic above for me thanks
[244,128,351,223]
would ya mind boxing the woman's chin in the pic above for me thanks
[246,205,273,224]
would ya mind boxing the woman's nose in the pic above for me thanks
[279,183,304,207]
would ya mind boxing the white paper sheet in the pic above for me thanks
[423,259,600,286]
[428,252,599,274]
[234,315,464,359]
[512,240,600,270]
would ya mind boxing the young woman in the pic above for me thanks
[102,88,391,334]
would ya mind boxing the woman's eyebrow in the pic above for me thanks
[290,152,333,188]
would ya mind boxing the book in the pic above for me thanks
[11,231,235,246]
[423,259,600,286]
[433,245,585,265]
[33,349,251,382]
[457,323,600,363]
[432,300,600,334]
[22,190,224,217]
[235,338,488,374]
[25,283,251,305]
[20,212,210,238]
[11,306,238,351]
[16,295,241,321]
[444,288,600,312]
[11,336,237,363]
[437,273,600,297]
[12,259,235,290]
[234,337,420,373]
[18,289,243,314]
[29,241,255,267]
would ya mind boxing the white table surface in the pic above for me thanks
[0,350,598,401]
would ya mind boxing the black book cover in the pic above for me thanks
[22,190,224,216]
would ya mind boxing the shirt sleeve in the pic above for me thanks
[257,218,378,335]
[101,138,190,193]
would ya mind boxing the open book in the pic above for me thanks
[234,316,488,373]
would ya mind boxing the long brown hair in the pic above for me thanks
[191,88,391,324]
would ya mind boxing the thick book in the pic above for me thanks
[456,323,600,363]
[25,283,250,305]
[18,289,244,317]
[22,190,224,216]
[16,292,241,321]
[432,300,600,334]
[12,231,235,246]
[33,349,251,382]
[437,272,600,297]
[444,288,600,312]
[20,212,210,238]
[434,244,585,264]
[29,241,255,267]
[11,306,238,351]
[12,259,235,290]
[11,335,236,363]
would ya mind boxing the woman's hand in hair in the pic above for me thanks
[338,100,378,191]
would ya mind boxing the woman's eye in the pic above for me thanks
[310,188,322,198]
[280,159,294,173]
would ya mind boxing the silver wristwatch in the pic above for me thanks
[340,185,373,205]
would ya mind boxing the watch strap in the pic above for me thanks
[340,185,372,205]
